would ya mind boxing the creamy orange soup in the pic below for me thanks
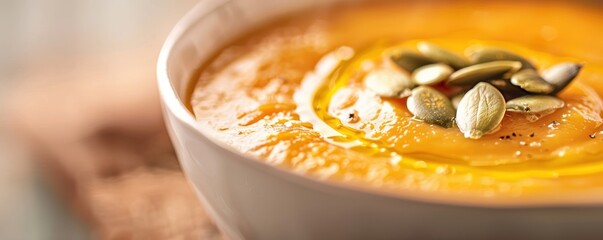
[190,1,603,205]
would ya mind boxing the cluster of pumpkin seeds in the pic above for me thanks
[363,41,582,139]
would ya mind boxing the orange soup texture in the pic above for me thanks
[190,1,603,205]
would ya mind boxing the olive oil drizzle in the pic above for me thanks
[306,40,603,180]
[313,43,401,159]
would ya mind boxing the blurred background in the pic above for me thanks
[0,0,221,239]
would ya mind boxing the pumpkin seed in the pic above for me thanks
[506,95,565,113]
[390,52,436,72]
[456,82,506,139]
[447,61,522,86]
[407,86,456,128]
[510,69,555,94]
[364,68,415,98]
[489,79,529,100]
[468,47,536,70]
[417,42,470,69]
[542,62,583,94]
[451,92,466,110]
[412,63,454,85]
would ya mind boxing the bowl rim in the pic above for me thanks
[157,0,603,209]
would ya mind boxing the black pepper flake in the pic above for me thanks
[499,136,505,140]
[347,111,359,123]
[589,133,597,139]
[529,133,535,138]
[512,132,517,137]
[505,135,511,139]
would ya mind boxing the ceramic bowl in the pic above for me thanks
[157,0,603,239]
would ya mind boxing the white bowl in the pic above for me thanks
[157,0,603,239]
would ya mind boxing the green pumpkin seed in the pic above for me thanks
[542,62,583,94]
[489,79,513,89]
[390,52,436,72]
[407,86,456,128]
[451,92,466,110]
[364,68,415,98]
[468,47,536,70]
[506,95,565,113]
[456,82,506,139]
[447,61,522,86]
[411,63,454,85]
[417,42,470,69]
[510,69,555,94]
[489,79,529,100]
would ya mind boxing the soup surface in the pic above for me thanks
[190,0,603,205]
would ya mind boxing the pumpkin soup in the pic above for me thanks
[190,0,603,204]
